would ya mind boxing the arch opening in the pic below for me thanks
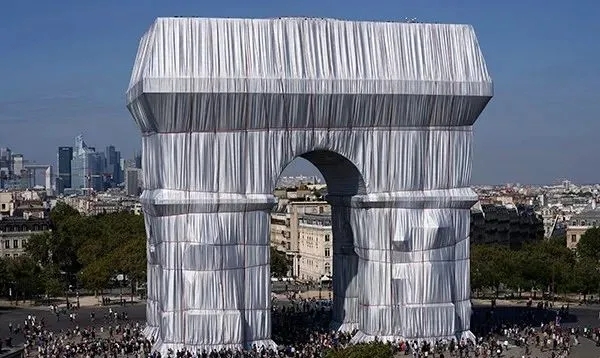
[271,150,363,337]
[299,150,366,197]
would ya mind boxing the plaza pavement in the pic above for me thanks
[2,296,600,357]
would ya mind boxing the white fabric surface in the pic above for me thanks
[126,17,492,352]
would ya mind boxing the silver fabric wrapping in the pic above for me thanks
[330,204,359,331]
[350,203,474,342]
[126,17,493,352]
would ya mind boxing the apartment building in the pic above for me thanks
[0,217,51,257]
[270,200,331,280]
[470,203,544,248]
[297,213,332,281]
[566,204,600,249]
[62,194,142,216]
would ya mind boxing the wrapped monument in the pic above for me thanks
[126,17,493,353]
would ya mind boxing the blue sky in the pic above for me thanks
[0,0,598,185]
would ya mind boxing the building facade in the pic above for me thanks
[125,168,141,196]
[470,203,544,248]
[270,211,290,252]
[0,192,15,216]
[0,217,51,257]
[566,205,600,249]
[297,213,332,282]
[269,201,332,279]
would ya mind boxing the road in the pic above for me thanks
[0,303,146,346]
[1,302,600,356]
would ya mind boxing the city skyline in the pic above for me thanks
[4,140,600,187]
[0,134,143,193]
[1,0,599,184]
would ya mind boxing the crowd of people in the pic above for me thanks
[0,297,596,357]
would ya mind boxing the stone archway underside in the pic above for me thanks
[126,17,493,353]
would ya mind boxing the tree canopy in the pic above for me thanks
[12,202,292,297]
[578,227,600,262]
[5,201,600,300]
[271,247,291,278]
[470,236,599,297]
[21,202,147,296]
[325,342,395,358]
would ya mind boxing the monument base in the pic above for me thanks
[142,326,159,341]
[350,330,476,344]
[329,321,358,333]
[151,339,278,356]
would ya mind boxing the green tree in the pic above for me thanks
[0,257,10,297]
[40,264,65,297]
[271,246,291,278]
[549,235,567,247]
[470,244,513,296]
[25,204,149,296]
[48,202,81,229]
[578,227,600,261]
[79,257,113,295]
[5,256,42,302]
[326,342,395,358]
[570,257,600,297]
[518,239,575,294]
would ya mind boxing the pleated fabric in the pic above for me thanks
[126,17,493,354]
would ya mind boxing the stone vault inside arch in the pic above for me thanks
[127,17,493,353]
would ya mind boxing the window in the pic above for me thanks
[572,221,577,226]
[571,235,577,243]
[581,221,587,226]
[13,240,19,249]
[3,240,8,249]
[325,248,331,257]
[324,263,331,275]
[325,235,330,242]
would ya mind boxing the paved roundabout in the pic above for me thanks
[1,301,600,357]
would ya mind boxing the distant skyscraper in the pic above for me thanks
[71,135,103,192]
[134,152,142,169]
[0,148,13,189]
[57,146,73,194]
[114,151,122,183]
[89,152,104,191]
[105,145,122,184]
[125,168,140,196]
[12,154,24,177]
[0,147,13,178]
[119,158,126,182]
[45,166,53,196]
